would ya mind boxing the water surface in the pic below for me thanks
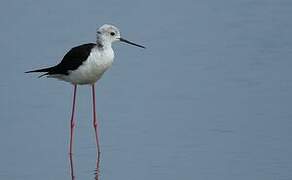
[0,0,292,179]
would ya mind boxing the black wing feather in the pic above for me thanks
[25,43,96,76]
[50,43,96,75]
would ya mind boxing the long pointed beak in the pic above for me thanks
[119,38,146,49]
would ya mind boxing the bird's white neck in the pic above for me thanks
[96,36,112,50]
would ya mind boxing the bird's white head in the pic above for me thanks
[97,24,121,44]
[96,24,145,49]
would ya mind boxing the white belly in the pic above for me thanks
[52,47,114,85]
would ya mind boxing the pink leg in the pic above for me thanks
[92,84,101,155]
[69,85,77,155]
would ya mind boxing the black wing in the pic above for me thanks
[49,43,96,75]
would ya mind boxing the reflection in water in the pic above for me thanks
[69,152,101,180]
[94,152,101,180]
[69,154,75,180]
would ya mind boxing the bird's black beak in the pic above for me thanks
[119,38,146,49]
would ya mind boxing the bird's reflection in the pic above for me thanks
[69,152,101,180]
[69,154,75,180]
[94,152,101,180]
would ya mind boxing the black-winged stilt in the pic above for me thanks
[26,24,145,155]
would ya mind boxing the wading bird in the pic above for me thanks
[26,24,145,155]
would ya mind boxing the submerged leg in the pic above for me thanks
[69,85,77,155]
[92,84,101,155]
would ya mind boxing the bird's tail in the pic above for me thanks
[25,67,53,78]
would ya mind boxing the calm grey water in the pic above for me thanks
[0,0,292,179]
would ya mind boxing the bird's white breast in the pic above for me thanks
[66,47,114,85]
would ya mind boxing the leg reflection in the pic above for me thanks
[94,152,101,180]
[69,153,75,180]
[68,153,101,180]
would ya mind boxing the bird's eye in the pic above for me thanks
[110,32,115,36]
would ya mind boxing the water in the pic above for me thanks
[0,0,292,179]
